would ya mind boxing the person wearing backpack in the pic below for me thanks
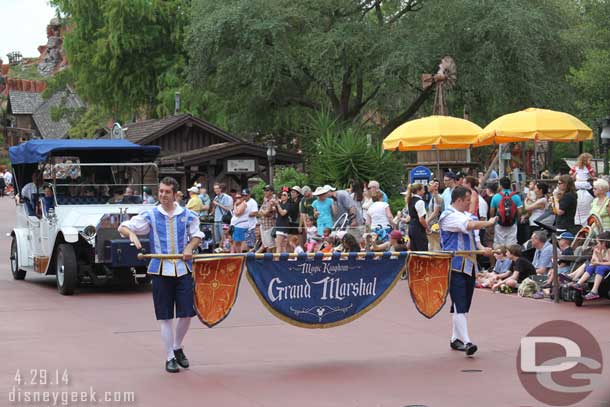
[489,177,523,247]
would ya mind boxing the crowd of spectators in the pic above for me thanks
[171,151,609,302]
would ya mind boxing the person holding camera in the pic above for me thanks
[211,182,233,246]
[273,187,299,253]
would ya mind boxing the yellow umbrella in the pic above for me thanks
[477,107,592,146]
[383,115,483,151]
[383,115,482,178]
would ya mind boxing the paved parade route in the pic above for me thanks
[1,197,609,407]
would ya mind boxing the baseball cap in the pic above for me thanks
[390,230,403,240]
[263,184,274,192]
[444,171,457,180]
[241,188,251,195]
[558,232,574,241]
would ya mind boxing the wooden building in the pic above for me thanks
[124,114,301,191]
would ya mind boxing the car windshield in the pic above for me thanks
[46,159,159,205]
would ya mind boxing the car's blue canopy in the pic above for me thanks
[9,139,160,165]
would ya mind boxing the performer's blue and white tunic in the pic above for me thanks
[119,203,203,277]
[439,206,478,275]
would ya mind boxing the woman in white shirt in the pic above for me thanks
[230,192,249,253]
[523,182,549,232]
[365,191,394,238]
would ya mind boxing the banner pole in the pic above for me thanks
[137,250,489,261]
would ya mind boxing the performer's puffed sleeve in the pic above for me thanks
[119,211,152,235]
[188,213,204,240]
[440,211,470,234]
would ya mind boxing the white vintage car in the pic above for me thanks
[9,140,161,295]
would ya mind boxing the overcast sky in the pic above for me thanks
[0,0,56,62]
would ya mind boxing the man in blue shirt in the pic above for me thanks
[441,171,457,210]
[198,185,211,217]
[531,230,554,288]
[489,177,523,246]
[211,182,233,245]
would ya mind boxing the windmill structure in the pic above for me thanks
[421,56,457,116]
[415,56,475,173]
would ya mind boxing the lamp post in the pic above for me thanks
[266,143,276,186]
[600,117,610,174]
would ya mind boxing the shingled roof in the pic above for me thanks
[32,90,85,139]
[8,91,44,114]
[124,114,242,145]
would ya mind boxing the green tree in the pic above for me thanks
[400,0,582,126]
[568,0,610,123]
[188,0,582,138]
[188,0,427,134]
[51,0,190,120]
[273,167,309,190]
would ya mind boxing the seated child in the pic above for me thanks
[304,216,320,253]
[570,231,610,300]
[215,226,232,253]
[477,246,511,288]
[557,231,574,275]
[367,230,407,252]
[288,234,305,255]
[249,224,265,253]
[491,245,536,293]
[340,233,361,253]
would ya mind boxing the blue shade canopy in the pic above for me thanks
[9,139,161,165]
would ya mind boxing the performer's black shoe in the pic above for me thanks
[464,342,478,356]
[450,339,465,351]
[165,358,180,373]
[173,348,189,368]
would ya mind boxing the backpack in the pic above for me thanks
[518,278,539,298]
[497,191,518,226]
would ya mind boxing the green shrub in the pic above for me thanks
[273,167,309,191]
[305,112,404,190]
[389,195,406,218]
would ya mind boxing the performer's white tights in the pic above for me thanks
[174,317,191,351]
[452,309,471,344]
[160,320,175,361]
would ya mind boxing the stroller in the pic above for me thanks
[559,215,606,306]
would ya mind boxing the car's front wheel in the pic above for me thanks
[10,237,26,280]
[56,244,78,295]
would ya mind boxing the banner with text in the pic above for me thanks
[193,256,245,327]
[245,252,407,328]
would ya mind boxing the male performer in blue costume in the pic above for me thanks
[118,177,203,373]
[439,186,495,356]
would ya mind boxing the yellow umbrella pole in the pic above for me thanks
[533,140,538,179]
[435,146,441,180]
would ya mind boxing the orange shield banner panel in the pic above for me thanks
[407,253,451,319]
[193,257,245,327]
